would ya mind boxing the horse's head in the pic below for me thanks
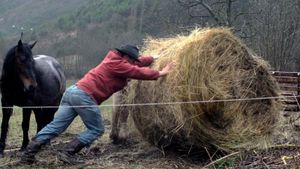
[14,38,38,92]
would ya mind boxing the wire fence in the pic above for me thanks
[0,94,298,109]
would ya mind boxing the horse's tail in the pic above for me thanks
[50,59,66,98]
[57,65,66,95]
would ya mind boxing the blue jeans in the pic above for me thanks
[34,85,105,146]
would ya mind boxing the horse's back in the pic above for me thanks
[34,55,63,71]
[33,55,66,105]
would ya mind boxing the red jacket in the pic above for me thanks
[76,50,159,104]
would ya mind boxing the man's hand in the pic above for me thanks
[152,55,160,60]
[159,62,174,77]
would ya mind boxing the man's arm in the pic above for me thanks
[113,60,173,80]
[135,56,154,67]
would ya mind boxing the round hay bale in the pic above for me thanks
[126,28,281,152]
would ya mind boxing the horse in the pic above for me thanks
[0,36,66,157]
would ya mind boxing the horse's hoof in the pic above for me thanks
[111,138,120,145]
[111,136,121,145]
[19,147,27,152]
[0,149,4,158]
[111,137,128,145]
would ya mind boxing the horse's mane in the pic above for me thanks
[3,46,17,70]
[2,43,33,76]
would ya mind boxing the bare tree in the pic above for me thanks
[177,0,256,37]
[138,0,145,33]
[177,0,300,71]
[252,0,300,71]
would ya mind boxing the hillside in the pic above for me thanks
[0,0,87,37]
[23,0,189,77]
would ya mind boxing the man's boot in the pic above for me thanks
[20,139,43,164]
[58,138,86,164]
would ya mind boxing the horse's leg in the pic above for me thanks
[33,108,56,133]
[20,108,31,151]
[118,106,129,142]
[33,107,56,147]
[43,108,58,126]
[110,92,121,143]
[33,108,44,132]
[40,108,56,127]
[117,89,130,142]
[0,99,13,157]
[110,90,129,144]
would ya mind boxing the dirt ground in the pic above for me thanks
[0,112,300,169]
[0,119,203,169]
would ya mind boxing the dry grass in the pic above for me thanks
[124,27,282,152]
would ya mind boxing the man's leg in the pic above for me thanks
[21,88,77,164]
[77,106,104,145]
[58,86,104,164]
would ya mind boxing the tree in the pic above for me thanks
[251,0,300,71]
[177,0,256,37]
[177,0,300,71]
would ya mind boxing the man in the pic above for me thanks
[21,44,173,164]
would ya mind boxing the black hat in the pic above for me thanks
[115,45,140,62]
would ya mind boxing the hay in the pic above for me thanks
[125,28,281,152]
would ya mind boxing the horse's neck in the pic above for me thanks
[1,64,17,78]
[1,63,22,86]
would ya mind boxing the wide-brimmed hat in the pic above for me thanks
[115,45,140,62]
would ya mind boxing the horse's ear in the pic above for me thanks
[17,39,23,49]
[17,32,24,50]
[20,32,23,40]
[29,41,37,49]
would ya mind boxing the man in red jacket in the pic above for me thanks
[21,45,173,164]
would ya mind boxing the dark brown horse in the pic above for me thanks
[0,36,66,157]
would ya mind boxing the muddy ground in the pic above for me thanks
[0,112,300,169]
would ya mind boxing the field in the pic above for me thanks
[0,98,204,169]
[0,81,300,168]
